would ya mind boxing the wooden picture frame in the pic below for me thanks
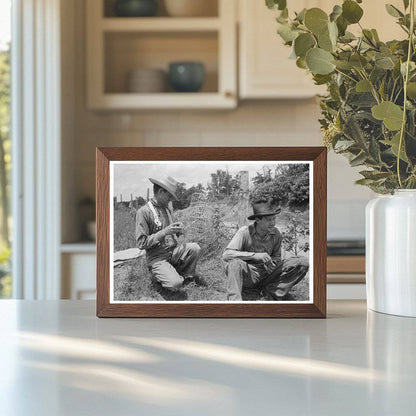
[97,147,327,318]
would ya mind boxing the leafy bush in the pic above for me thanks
[250,164,309,207]
[267,0,416,193]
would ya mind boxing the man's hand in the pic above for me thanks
[254,252,272,264]
[163,222,184,236]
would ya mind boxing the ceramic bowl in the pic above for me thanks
[127,68,167,93]
[168,62,205,92]
[114,0,158,17]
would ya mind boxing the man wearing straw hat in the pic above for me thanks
[136,176,201,292]
[223,200,309,301]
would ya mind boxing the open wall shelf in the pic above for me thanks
[86,0,236,109]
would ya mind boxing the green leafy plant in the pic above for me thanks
[266,0,416,193]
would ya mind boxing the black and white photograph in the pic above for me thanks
[110,161,313,303]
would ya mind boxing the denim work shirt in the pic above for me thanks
[135,199,176,265]
[223,223,282,264]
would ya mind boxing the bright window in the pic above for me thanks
[0,0,11,298]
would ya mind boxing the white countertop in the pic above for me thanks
[0,300,415,415]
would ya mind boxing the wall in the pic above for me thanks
[61,0,374,243]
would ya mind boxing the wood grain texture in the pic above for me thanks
[96,147,327,318]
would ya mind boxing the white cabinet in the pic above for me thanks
[238,0,404,99]
[61,244,96,300]
[239,0,322,99]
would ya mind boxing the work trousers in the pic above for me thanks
[149,242,201,291]
[225,257,309,301]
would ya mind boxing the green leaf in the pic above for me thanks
[350,152,368,167]
[372,101,404,130]
[359,170,391,180]
[294,33,315,57]
[375,56,395,70]
[304,8,329,35]
[333,59,353,70]
[336,15,348,36]
[296,57,307,69]
[277,23,299,42]
[369,137,381,162]
[356,79,372,92]
[295,8,307,22]
[330,5,343,22]
[403,0,410,10]
[306,48,335,75]
[407,82,416,99]
[350,53,368,69]
[313,74,332,85]
[385,4,403,18]
[382,132,409,162]
[349,92,377,107]
[339,31,356,42]
[328,21,338,45]
[318,31,333,52]
[363,29,375,44]
[334,139,356,152]
[355,178,377,185]
[266,0,287,11]
[371,29,380,42]
[342,0,363,24]
[401,61,416,77]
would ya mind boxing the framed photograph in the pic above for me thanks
[96,147,327,318]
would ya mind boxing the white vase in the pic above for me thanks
[366,190,416,317]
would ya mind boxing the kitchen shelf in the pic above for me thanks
[101,17,221,32]
[92,92,235,109]
[86,0,236,110]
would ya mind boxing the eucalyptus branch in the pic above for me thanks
[358,69,381,104]
[334,68,358,83]
[397,0,415,187]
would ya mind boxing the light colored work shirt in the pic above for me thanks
[223,223,282,264]
[135,199,175,265]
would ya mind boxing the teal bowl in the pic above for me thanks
[169,62,205,92]
[114,0,158,17]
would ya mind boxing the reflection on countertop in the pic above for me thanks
[0,300,415,415]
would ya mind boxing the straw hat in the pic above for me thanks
[149,176,179,201]
[247,201,281,220]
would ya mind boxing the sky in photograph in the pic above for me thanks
[0,0,11,50]
[113,161,302,201]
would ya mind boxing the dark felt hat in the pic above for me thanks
[247,201,281,220]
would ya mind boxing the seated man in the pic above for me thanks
[136,176,201,292]
[222,200,309,301]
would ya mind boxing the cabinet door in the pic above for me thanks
[239,0,321,99]
[239,0,404,99]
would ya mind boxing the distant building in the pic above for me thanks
[237,170,249,192]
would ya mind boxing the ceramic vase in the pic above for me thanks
[366,190,416,317]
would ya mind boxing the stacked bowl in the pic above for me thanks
[127,68,167,93]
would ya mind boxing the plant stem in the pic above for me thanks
[397,0,415,188]
[334,68,357,83]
